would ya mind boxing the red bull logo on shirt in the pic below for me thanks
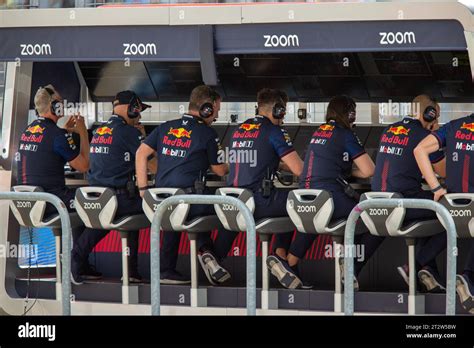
[92,127,113,145]
[95,127,113,136]
[318,124,335,131]
[387,126,410,136]
[461,122,474,132]
[168,127,192,139]
[26,125,45,134]
[239,123,260,131]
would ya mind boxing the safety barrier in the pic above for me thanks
[343,198,457,316]
[149,194,256,315]
[1,191,72,315]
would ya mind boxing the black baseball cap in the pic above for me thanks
[113,90,151,111]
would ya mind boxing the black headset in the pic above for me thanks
[198,87,218,119]
[36,87,62,117]
[272,100,287,120]
[127,94,142,119]
[422,98,438,123]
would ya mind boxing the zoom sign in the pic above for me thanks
[379,31,416,45]
[263,34,300,48]
[20,43,52,56]
[123,43,157,56]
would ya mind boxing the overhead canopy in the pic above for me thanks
[215,20,467,54]
[0,19,467,62]
[0,25,201,61]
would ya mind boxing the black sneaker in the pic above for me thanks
[198,252,231,285]
[160,270,191,285]
[266,255,302,289]
[291,265,313,290]
[71,252,84,285]
[397,264,410,287]
[339,258,359,292]
[80,263,102,280]
[418,266,446,293]
[456,274,474,314]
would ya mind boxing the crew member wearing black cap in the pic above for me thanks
[16,84,94,278]
[136,85,229,284]
[71,90,154,284]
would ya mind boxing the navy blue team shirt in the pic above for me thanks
[372,117,444,193]
[227,116,295,189]
[17,117,79,191]
[88,115,143,188]
[145,114,221,188]
[300,120,365,190]
[434,114,474,193]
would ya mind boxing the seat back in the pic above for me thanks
[10,186,48,227]
[74,187,118,229]
[360,192,404,237]
[142,188,189,231]
[214,188,255,231]
[286,189,335,234]
[439,194,474,238]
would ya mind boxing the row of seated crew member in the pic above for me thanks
[72,85,229,285]
[191,91,382,290]
[16,84,474,313]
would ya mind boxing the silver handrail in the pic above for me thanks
[2,191,72,315]
[343,198,457,316]
[150,194,256,315]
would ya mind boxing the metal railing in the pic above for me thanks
[150,194,257,315]
[343,198,457,316]
[0,191,72,315]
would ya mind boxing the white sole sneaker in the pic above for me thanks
[71,273,83,286]
[266,256,302,289]
[198,253,231,285]
[456,275,474,314]
[418,269,445,293]
[159,278,191,285]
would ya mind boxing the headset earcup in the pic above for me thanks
[199,102,214,119]
[51,100,62,117]
[272,103,286,119]
[423,106,437,123]
[127,95,141,119]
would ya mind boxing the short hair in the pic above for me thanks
[34,84,59,115]
[412,94,438,118]
[257,88,286,110]
[188,85,221,112]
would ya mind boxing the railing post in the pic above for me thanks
[150,194,256,316]
[344,198,457,316]
[1,192,72,315]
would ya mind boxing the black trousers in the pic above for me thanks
[285,189,384,276]
[44,187,84,243]
[207,189,294,261]
[72,193,143,272]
